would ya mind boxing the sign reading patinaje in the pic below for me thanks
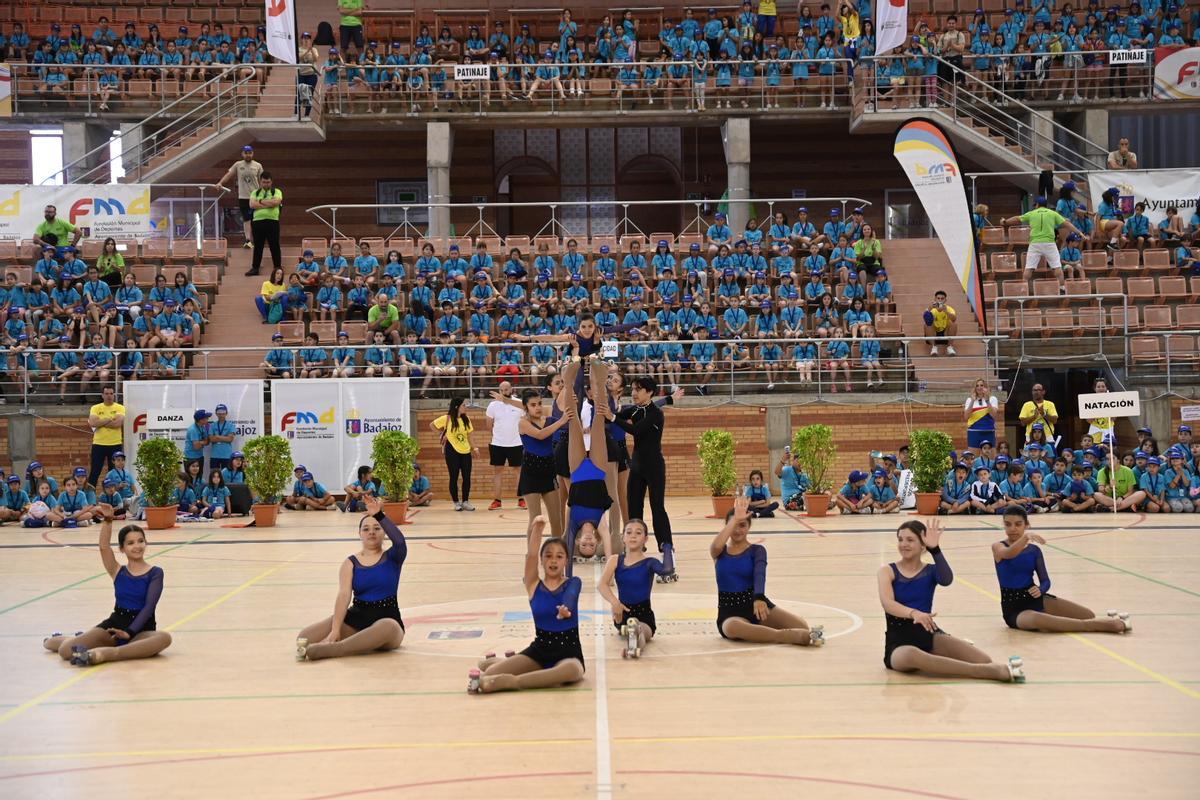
[1077,390,1140,419]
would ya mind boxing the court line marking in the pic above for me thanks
[619,770,966,799]
[591,562,613,800]
[3,731,1197,765]
[0,530,221,616]
[301,772,595,800]
[0,558,296,727]
[955,576,1200,701]
[1044,542,1200,598]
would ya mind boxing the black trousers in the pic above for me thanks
[444,444,473,502]
[251,218,281,274]
[627,456,672,550]
[88,443,122,488]
[339,24,365,53]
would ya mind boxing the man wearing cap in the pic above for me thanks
[208,404,237,472]
[246,171,283,277]
[296,32,319,115]
[32,205,81,260]
[1001,196,1081,294]
[1018,383,1059,442]
[216,145,263,249]
[87,385,125,488]
[185,409,212,474]
[337,0,366,54]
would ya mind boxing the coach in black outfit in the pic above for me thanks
[615,376,674,565]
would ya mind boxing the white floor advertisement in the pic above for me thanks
[270,379,412,488]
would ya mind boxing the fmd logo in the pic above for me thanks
[914,161,957,179]
[68,190,151,225]
[280,408,335,431]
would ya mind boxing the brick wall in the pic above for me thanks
[29,404,1004,495]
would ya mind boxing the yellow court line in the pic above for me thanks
[3,731,1198,763]
[956,576,1200,701]
[0,559,295,727]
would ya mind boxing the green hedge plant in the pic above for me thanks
[909,429,955,493]
[792,424,837,493]
[697,429,737,497]
[135,437,183,508]
[370,429,421,500]
[242,434,295,505]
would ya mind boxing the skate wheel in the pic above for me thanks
[467,668,482,694]
[621,649,629,659]
[1106,609,1118,618]
[484,652,496,659]
[634,648,641,659]
[1009,656,1023,668]
[504,650,516,658]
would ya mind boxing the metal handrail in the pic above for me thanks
[991,291,1130,366]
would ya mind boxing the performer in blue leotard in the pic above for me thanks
[43,503,172,666]
[993,507,1130,634]
[296,496,408,660]
[598,518,674,658]
[879,519,1024,682]
[710,495,825,646]
[469,515,585,693]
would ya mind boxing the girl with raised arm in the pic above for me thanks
[295,496,407,661]
[468,515,585,693]
[43,504,172,666]
[711,496,825,647]
[879,519,1025,682]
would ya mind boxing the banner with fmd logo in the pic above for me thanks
[0,185,154,238]
[271,378,412,489]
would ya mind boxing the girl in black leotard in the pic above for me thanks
[43,503,172,666]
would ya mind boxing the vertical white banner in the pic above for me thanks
[876,0,909,56]
[340,379,412,488]
[122,380,266,465]
[265,0,297,64]
[271,379,412,489]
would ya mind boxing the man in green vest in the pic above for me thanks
[1001,195,1082,294]
[246,171,282,277]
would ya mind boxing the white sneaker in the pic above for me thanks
[946,345,957,356]
[461,501,476,511]
[930,345,940,356]
[454,501,463,511]
[767,382,775,390]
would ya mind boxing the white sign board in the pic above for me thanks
[454,64,490,81]
[1109,48,1149,64]
[271,378,412,491]
[601,339,619,358]
[1078,390,1140,420]
[1180,405,1200,422]
[146,409,193,430]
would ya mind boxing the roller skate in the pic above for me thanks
[43,631,63,647]
[1106,609,1132,633]
[467,668,483,694]
[1007,656,1026,683]
[621,618,641,659]
[295,637,309,662]
[69,646,94,667]
[808,625,826,647]
[655,568,678,584]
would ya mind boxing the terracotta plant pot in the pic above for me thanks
[143,505,177,530]
[251,503,280,527]
[382,501,410,524]
[804,493,831,517]
[914,492,942,516]
[710,495,735,519]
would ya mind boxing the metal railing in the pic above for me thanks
[42,64,313,185]
[963,167,1184,209]
[858,54,1108,179]
[318,57,858,116]
[304,196,873,244]
[957,48,1158,105]
[991,291,1129,362]
[0,333,1002,411]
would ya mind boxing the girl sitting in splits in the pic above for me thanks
[711,495,825,647]
[879,519,1025,682]
[296,496,407,661]
[561,357,621,574]
[43,503,172,666]
[993,506,1131,634]
[469,515,585,694]
[598,518,674,658]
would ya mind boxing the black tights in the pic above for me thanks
[444,444,472,502]
[626,458,672,551]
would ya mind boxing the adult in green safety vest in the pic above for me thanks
[246,171,282,277]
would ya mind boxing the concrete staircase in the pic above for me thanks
[201,247,278,380]
[884,239,994,390]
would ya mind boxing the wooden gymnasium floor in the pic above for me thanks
[1,500,1198,800]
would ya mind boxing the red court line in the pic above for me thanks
[780,507,826,536]
[618,769,967,799]
[303,771,592,799]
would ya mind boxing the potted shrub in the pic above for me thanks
[241,434,295,527]
[909,429,954,515]
[697,429,737,518]
[135,437,184,530]
[370,429,421,524]
[793,424,836,517]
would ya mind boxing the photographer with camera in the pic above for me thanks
[922,289,958,357]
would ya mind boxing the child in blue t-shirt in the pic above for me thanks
[200,470,231,519]
[776,450,811,511]
[409,465,433,506]
[743,469,780,517]
[834,470,871,514]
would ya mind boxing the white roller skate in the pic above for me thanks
[467,668,482,694]
[1007,656,1026,683]
[655,569,679,584]
[43,631,63,646]
[808,625,826,647]
[295,637,309,662]
[622,618,641,659]
[1107,609,1132,633]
